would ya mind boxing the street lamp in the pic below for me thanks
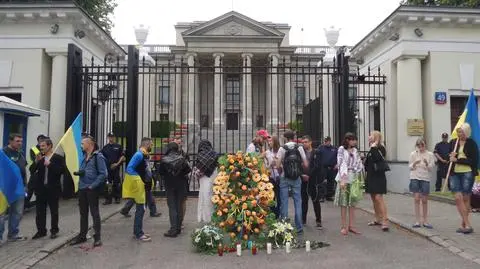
[97,85,114,103]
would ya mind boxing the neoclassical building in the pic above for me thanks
[118,11,347,153]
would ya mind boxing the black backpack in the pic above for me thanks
[282,144,303,179]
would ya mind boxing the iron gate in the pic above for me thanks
[66,44,386,196]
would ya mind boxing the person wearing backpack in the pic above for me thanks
[276,131,308,233]
[157,142,191,238]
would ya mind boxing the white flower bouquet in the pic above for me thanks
[191,224,224,254]
[267,219,297,248]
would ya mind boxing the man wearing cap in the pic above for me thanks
[101,133,125,204]
[318,136,338,201]
[25,134,47,210]
[246,130,270,154]
[434,133,450,192]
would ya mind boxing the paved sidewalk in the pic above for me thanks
[357,193,480,265]
[0,199,122,269]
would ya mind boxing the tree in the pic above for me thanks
[75,0,118,34]
[401,0,480,7]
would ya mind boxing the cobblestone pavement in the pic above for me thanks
[0,199,122,269]
[33,197,478,269]
[357,193,480,265]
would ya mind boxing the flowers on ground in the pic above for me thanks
[267,219,297,248]
[211,151,276,247]
[191,225,224,254]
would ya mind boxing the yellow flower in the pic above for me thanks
[214,177,223,185]
[213,185,221,194]
[266,183,274,190]
[253,175,261,183]
[261,174,269,182]
[211,195,220,204]
[258,182,266,191]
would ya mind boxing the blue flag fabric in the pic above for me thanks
[0,149,25,215]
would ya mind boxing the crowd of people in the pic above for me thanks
[1,123,479,248]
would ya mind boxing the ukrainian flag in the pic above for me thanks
[451,89,480,181]
[58,113,83,192]
[122,174,146,204]
[0,150,25,215]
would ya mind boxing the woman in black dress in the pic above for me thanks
[364,131,389,231]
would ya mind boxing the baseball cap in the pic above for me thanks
[441,133,448,138]
[256,130,271,139]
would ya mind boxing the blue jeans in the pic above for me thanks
[450,171,475,194]
[0,198,24,240]
[279,177,303,232]
[133,203,145,238]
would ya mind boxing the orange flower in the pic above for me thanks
[243,234,249,240]
[246,210,251,216]
[220,166,225,171]
[242,203,248,210]
[254,228,260,234]
[217,210,223,216]
[227,218,235,225]
[251,200,257,207]
[229,165,235,170]
[229,158,235,164]
[236,171,241,177]
[241,185,247,191]
[222,208,229,213]
[234,199,241,205]
[230,232,236,238]
[219,222,225,228]
[237,226,242,232]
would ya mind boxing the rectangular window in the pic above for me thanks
[226,113,239,130]
[158,86,170,105]
[159,113,169,121]
[0,93,21,102]
[201,115,209,128]
[256,115,264,128]
[295,87,305,106]
[225,75,241,109]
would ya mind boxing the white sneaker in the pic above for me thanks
[8,234,27,242]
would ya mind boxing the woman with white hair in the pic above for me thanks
[408,137,435,229]
[449,123,479,234]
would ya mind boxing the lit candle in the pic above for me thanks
[218,244,224,256]
[266,243,272,254]
[236,243,242,256]
[286,242,291,253]
[305,241,311,252]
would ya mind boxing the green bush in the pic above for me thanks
[151,121,177,138]
[288,120,304,135]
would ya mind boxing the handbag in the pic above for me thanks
[349,174,364,204]
[373,148,390,172]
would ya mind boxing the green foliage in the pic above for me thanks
[75,0,118,33]
[288,120,304,134]
[191,225,224,254]
[150,121,177,138]
[401,0,480,7]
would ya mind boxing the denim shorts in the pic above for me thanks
[449,172,474,194]
[409,179,430,195]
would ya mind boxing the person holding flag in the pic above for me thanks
[0,134,28,245]
[447,89,480,234]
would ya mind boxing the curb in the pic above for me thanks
[357,206,480,266]
[14,206,122,269]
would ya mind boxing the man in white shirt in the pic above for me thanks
[276,130,308,233]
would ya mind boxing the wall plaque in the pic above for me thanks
[407,119,424,136]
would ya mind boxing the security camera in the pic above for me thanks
[74,30,86,39]
[50,24,59,34]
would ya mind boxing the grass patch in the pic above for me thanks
[430,191,455,200]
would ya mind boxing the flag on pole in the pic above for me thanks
[0,150,25,215]
[451,89,480,180]
[57,113,83,192]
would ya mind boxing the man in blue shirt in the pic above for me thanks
[124,137,155,242]
[318,136,338,201]
[70,136,108,248]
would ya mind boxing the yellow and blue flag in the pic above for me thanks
[0,150,25,215]
[451,89,480,180]
[58,113,83,192]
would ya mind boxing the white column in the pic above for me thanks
[284,56,291,125]
[186,52,197,125]
[213,53,224,126]
[241,53,253,126]
[267,53,279,129]
[174,61,182,124]
[396,57,423,161]
[48,52,68,144]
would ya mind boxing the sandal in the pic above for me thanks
[423,223,433,229]
[340,227,348,236]
[348,227,362,235]
[368,221,381,226]
[381,224,389,232]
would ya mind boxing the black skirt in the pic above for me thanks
[365,171,387,194]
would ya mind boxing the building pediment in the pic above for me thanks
[182,11,285,42]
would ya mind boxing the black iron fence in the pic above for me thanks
[66,44,386,195]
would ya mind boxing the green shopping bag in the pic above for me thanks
[349,173,364,205]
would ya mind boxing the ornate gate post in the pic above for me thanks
[335,47,352,144]
[126,45,139,160]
